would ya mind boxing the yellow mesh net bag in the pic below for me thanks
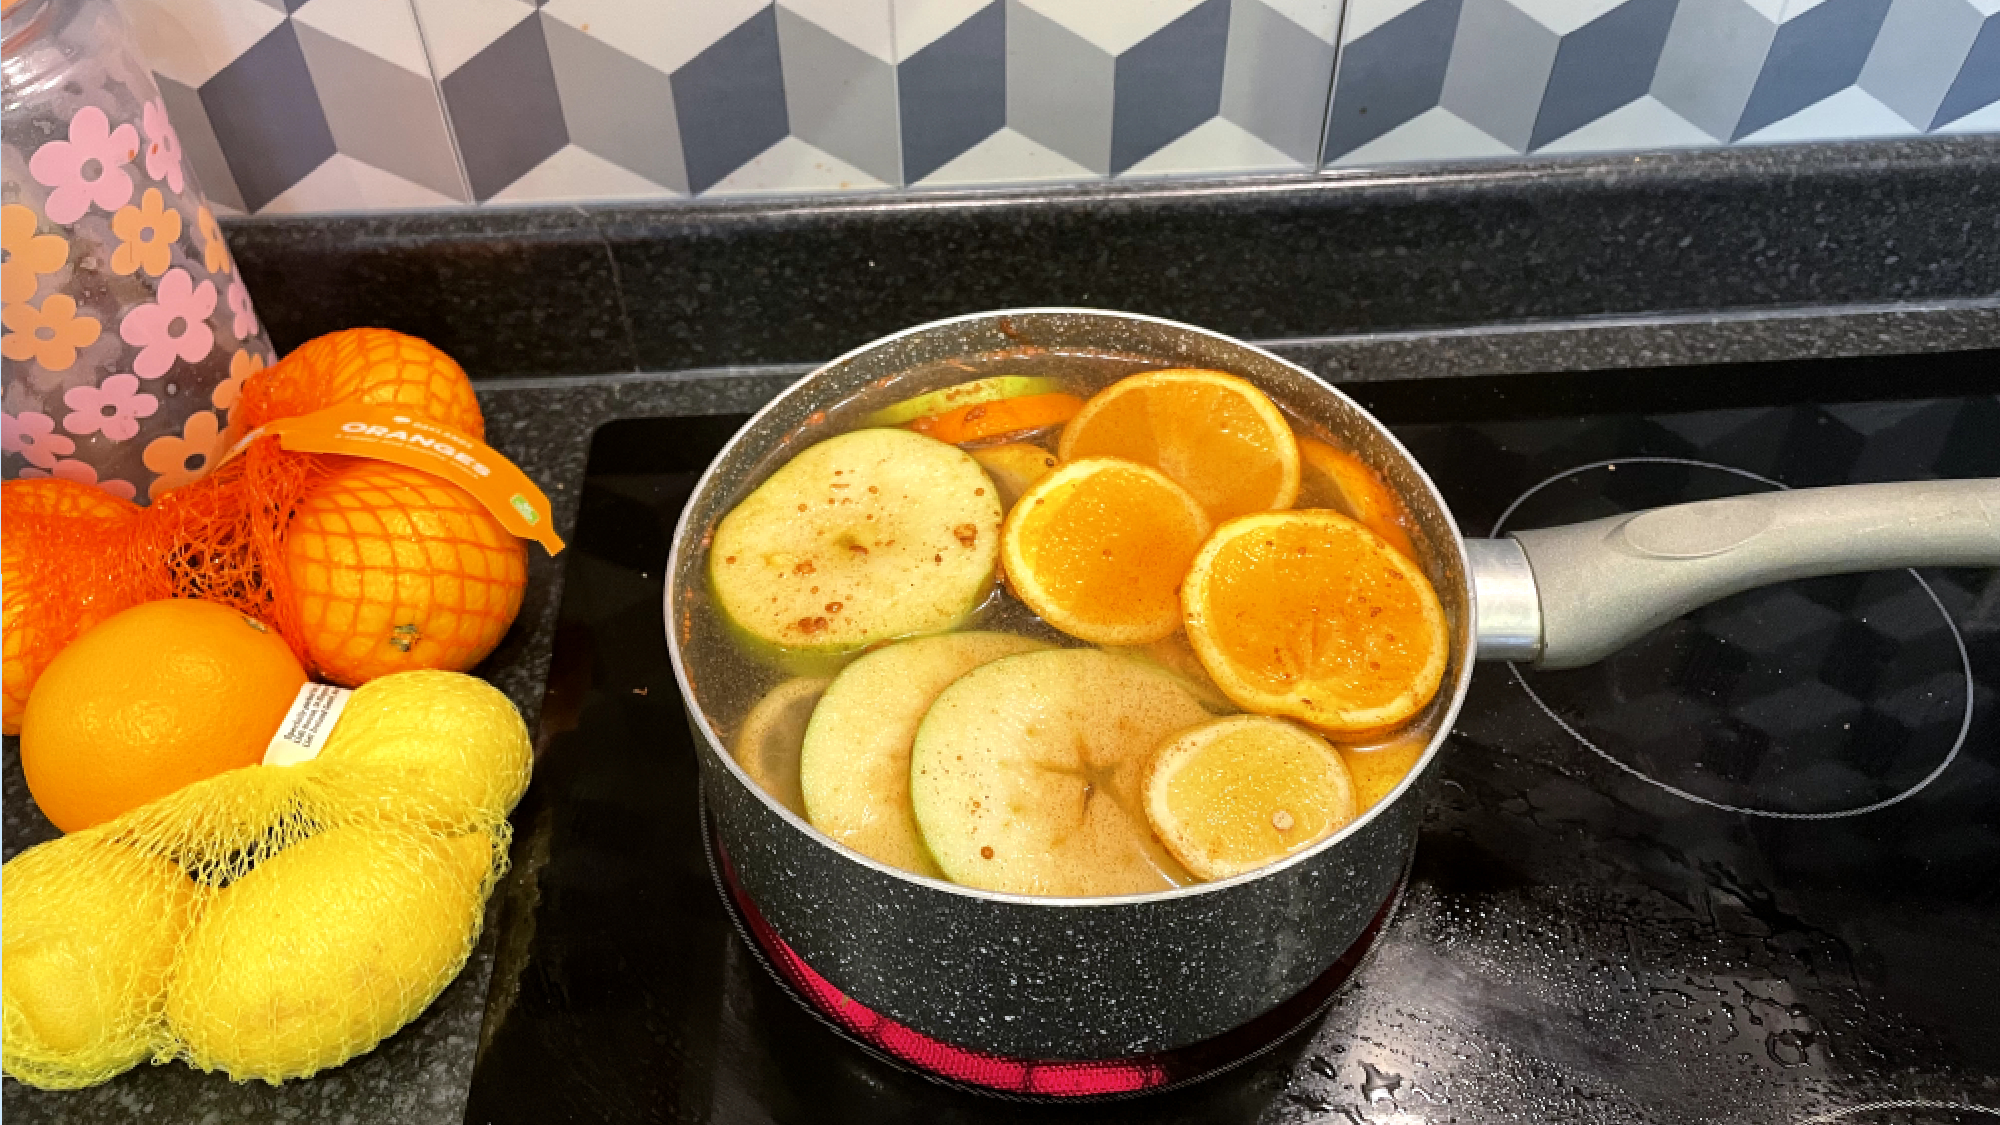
[1,669,530,1090]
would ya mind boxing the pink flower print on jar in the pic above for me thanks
[119,267,216,378]
[2,410,78,469]
[226,278,257,339]
[62,373,159,442]
[141,99,184,193]
[17,457,138,503]
[27,106,138,225]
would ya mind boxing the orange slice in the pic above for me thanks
[1182,509,1448,734]
[908,392,1083,445]
[1000,457,1210,646]
[1296,437,1418,559]
[1058,369,1299,522]
[1143,715,1357,881]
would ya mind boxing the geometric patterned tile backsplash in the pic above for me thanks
[123,0,1999,214]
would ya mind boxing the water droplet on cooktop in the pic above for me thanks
[1361,1060,1403,1103]
[1765,1027,1815,1067]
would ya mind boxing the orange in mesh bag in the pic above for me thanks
[2,328,531,704]
[228,327,486,443]
[1,479,147,735]
[1,669,530,1089]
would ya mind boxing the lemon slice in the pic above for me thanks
[731,677,829,817]
[1143,715,1356,881]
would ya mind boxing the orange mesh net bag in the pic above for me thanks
[2,479,147,734]
[229,327,486,442]
[2,669,530,1089]
[1,327,528,710]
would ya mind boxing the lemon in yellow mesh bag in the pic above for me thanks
[167,827,498,1083]
[0,669,531,1090]
[313,669,532,832]
[1,835,197,1089]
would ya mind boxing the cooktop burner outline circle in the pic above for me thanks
[1796,1100,2000,1123]
[1492,456,1974,821]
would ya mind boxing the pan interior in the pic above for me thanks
[665,309,1476,903]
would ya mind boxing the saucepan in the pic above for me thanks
[663,309,1999,1062]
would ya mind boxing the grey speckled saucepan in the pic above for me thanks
[663,310,2000,1062]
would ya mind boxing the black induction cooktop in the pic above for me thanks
[463,353,1999,1125]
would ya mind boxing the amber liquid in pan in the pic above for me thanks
[681,348,1445,891]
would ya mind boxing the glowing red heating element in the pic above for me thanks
[718,846,1400,1098]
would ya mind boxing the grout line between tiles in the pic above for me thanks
[1317,0,1354,172]
[886,0,908,187]
[402,0,478,207]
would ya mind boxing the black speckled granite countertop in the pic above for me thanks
[4,134,1998,1124]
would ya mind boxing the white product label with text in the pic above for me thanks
[264,682,353,766]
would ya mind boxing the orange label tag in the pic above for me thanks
[223,403,565,555]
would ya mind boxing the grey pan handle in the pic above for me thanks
[1469,478,2000,669]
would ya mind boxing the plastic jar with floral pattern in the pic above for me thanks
[2,0,273,503]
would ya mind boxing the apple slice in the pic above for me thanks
[862,376,1064,427]
[732,677,829,816]
[969,443,1058,510]
[709,428,1001,662]
[1102,632,1236,714]
[910,649,1210,896]
[800,631,1045,877]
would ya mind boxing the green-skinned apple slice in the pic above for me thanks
[710,428,1001,662]
[910,649,1210,896]
[969,443,1058,511]
[862,376,1064,428]
[800,631,1045,876]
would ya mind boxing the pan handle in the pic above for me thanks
[1468,478,2000,669]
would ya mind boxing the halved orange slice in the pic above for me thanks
[1058,369,1299,522]
[1296,437,1418,559]
[1182,509,1448,734]
[1000,457,1210,646]
[1143,715,1357,881]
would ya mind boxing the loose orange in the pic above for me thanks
[231,327,484,441]
[1058,369,1299,522]
[1296,437,1418,559]
[1183,509,1448,734]
[1143,715,1357,881]
[19,599,306,832]
[284,458,526,685]
[2,479,141,735]
[1000,457,1210,646]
